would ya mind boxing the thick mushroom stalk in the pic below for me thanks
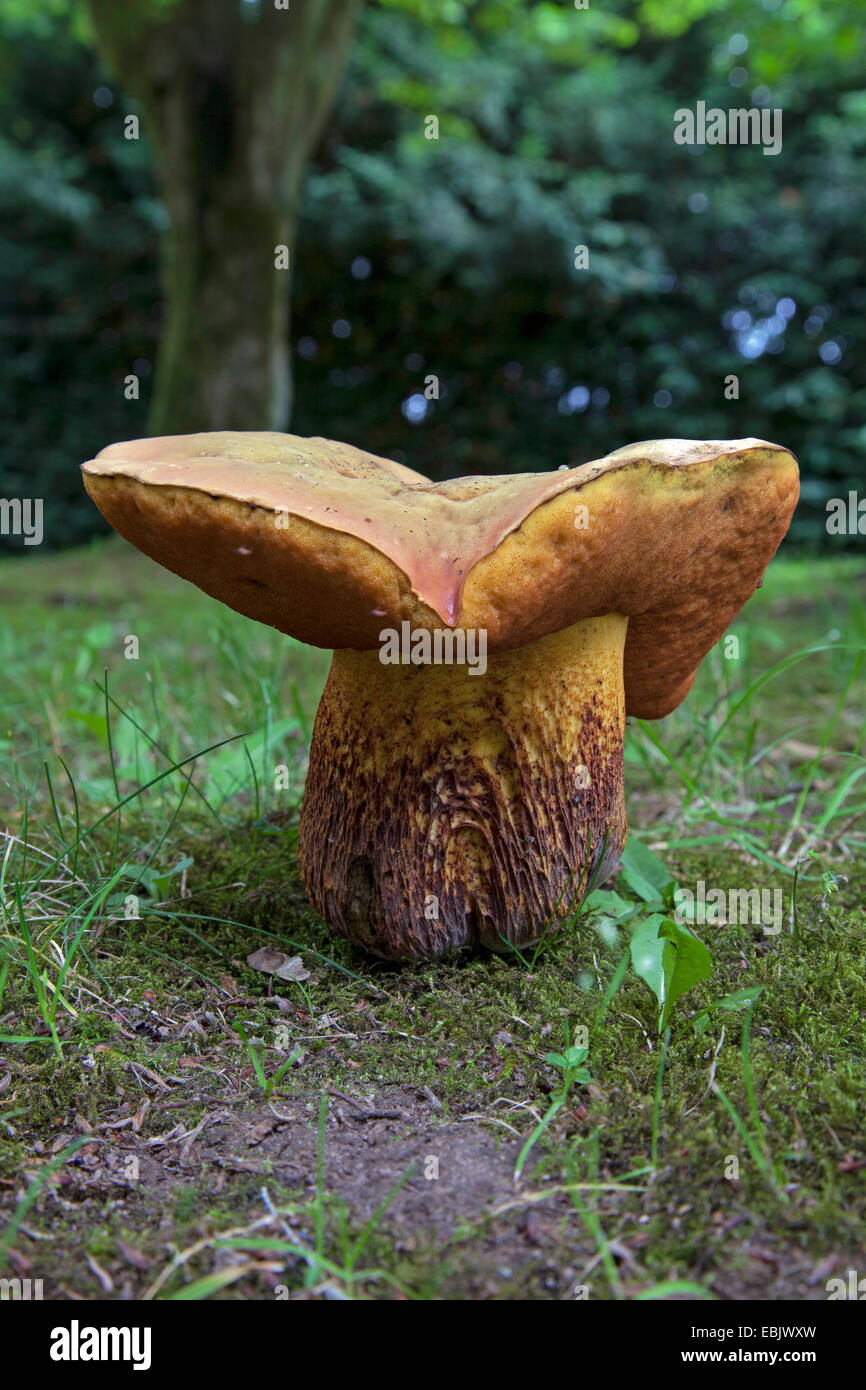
[81,431,799,961]
[299,615,627,958]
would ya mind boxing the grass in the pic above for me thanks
[0,535,864,1299]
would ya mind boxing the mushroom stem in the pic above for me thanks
[298,613,629,959]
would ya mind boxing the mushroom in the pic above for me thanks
[82,432,798,960]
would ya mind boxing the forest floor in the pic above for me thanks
[0,539,864,1300]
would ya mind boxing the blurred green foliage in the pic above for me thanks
[1,0,864,548]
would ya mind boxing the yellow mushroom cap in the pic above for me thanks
[82,431,799,718]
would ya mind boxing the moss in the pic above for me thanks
[2,554,864,1298]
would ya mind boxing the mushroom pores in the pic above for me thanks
[82,432,799,959]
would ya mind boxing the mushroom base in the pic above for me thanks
[298,614,628,960]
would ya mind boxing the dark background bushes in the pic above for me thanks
[1,0,863,550]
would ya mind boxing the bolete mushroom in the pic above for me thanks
[82,432,798,960]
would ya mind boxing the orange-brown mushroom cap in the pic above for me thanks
[82,431,799,718]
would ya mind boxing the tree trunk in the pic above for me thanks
[86,0,362,434]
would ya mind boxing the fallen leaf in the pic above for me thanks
[246,948,290,975]
[274,955,311,983]
[116,1241,152,1271]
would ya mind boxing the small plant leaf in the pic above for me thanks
[689,986,764,1036]
[630,915,712,1032]
[620,838,675,904]
[544,1051,567,1068]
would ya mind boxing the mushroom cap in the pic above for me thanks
[82,431,798,718]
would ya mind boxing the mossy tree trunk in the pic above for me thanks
[85,0,362,434]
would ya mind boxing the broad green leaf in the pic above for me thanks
[620,838,675,904]
[657,919,712,1030]
[630,915,712,1032]
[629,913,668,1009]
[583,887,634,918]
